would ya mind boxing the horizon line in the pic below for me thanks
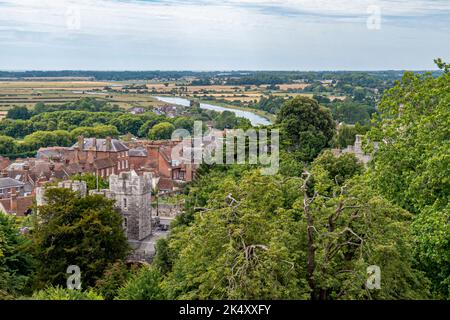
[0,69,442,73]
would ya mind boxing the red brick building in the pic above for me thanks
[126,140,196,192]
[66,136,130,179]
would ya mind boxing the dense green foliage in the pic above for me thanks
[95,261,132,300]
[331,123,370,149]
[249,95,287,114]
[116,267,165,300]
[367,67,449,297]
[0,98,249,158]
[6,106,31,120]
[148,122,176,140]
[277,96,335,165]
[327,100,377,125]
[31,286,104,300]
[0,213,35,299]
[154,158,430,299]
[31,188,130,289]
[70,173,109,191]
[214,110,251,130]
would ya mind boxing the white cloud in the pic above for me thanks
[0,0,448,70]
[1,0,449,36]
[226,0,450,16]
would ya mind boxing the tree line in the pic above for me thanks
[0,98,251,158]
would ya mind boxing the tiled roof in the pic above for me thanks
[0,177,24,189]
[93,158,116,169]
[129,148,148,157]
[158,178,174,191]
[71,138,129,152]
[37,147,71,159]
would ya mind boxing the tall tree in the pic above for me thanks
[148,122,176,140]
[0,213,35,299]
[158,163,430,299]
[367,63,449,297]
[32,189,130,289]
[276,96,335,163]
[6,106,31,120]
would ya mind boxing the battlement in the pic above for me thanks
[109,170,153,195]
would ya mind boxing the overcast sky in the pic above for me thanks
[0,0,449,70]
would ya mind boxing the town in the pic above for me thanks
[0,0,448,308]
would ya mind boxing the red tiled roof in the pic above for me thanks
[159,178,174,191]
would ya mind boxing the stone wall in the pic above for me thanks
[36,180,87,207]
[155,203,183,218]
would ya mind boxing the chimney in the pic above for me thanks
[106,136,112,151]
[10,194,18,214]
[77,136,84,150]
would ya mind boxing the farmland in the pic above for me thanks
[0,79,325,114]
[0,81,161,111]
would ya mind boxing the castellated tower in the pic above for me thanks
[110,171,153,241]
[93,170,153,241]
[36,171,153,242]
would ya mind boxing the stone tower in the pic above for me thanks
[93,170,153,241]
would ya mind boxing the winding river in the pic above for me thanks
[154,96,272,126]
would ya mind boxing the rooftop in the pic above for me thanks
[71,138,129,152]
[129,147,148,157]
[0,177,24,189]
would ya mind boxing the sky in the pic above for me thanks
[0,0,449,71]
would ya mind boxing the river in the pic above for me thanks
[154,96,272,126]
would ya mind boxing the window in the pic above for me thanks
[123,218,128,230]
[123,198,127,208]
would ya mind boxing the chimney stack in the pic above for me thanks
[77,136,84,150]
[10,194,18,214]
[106,136,112,151]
